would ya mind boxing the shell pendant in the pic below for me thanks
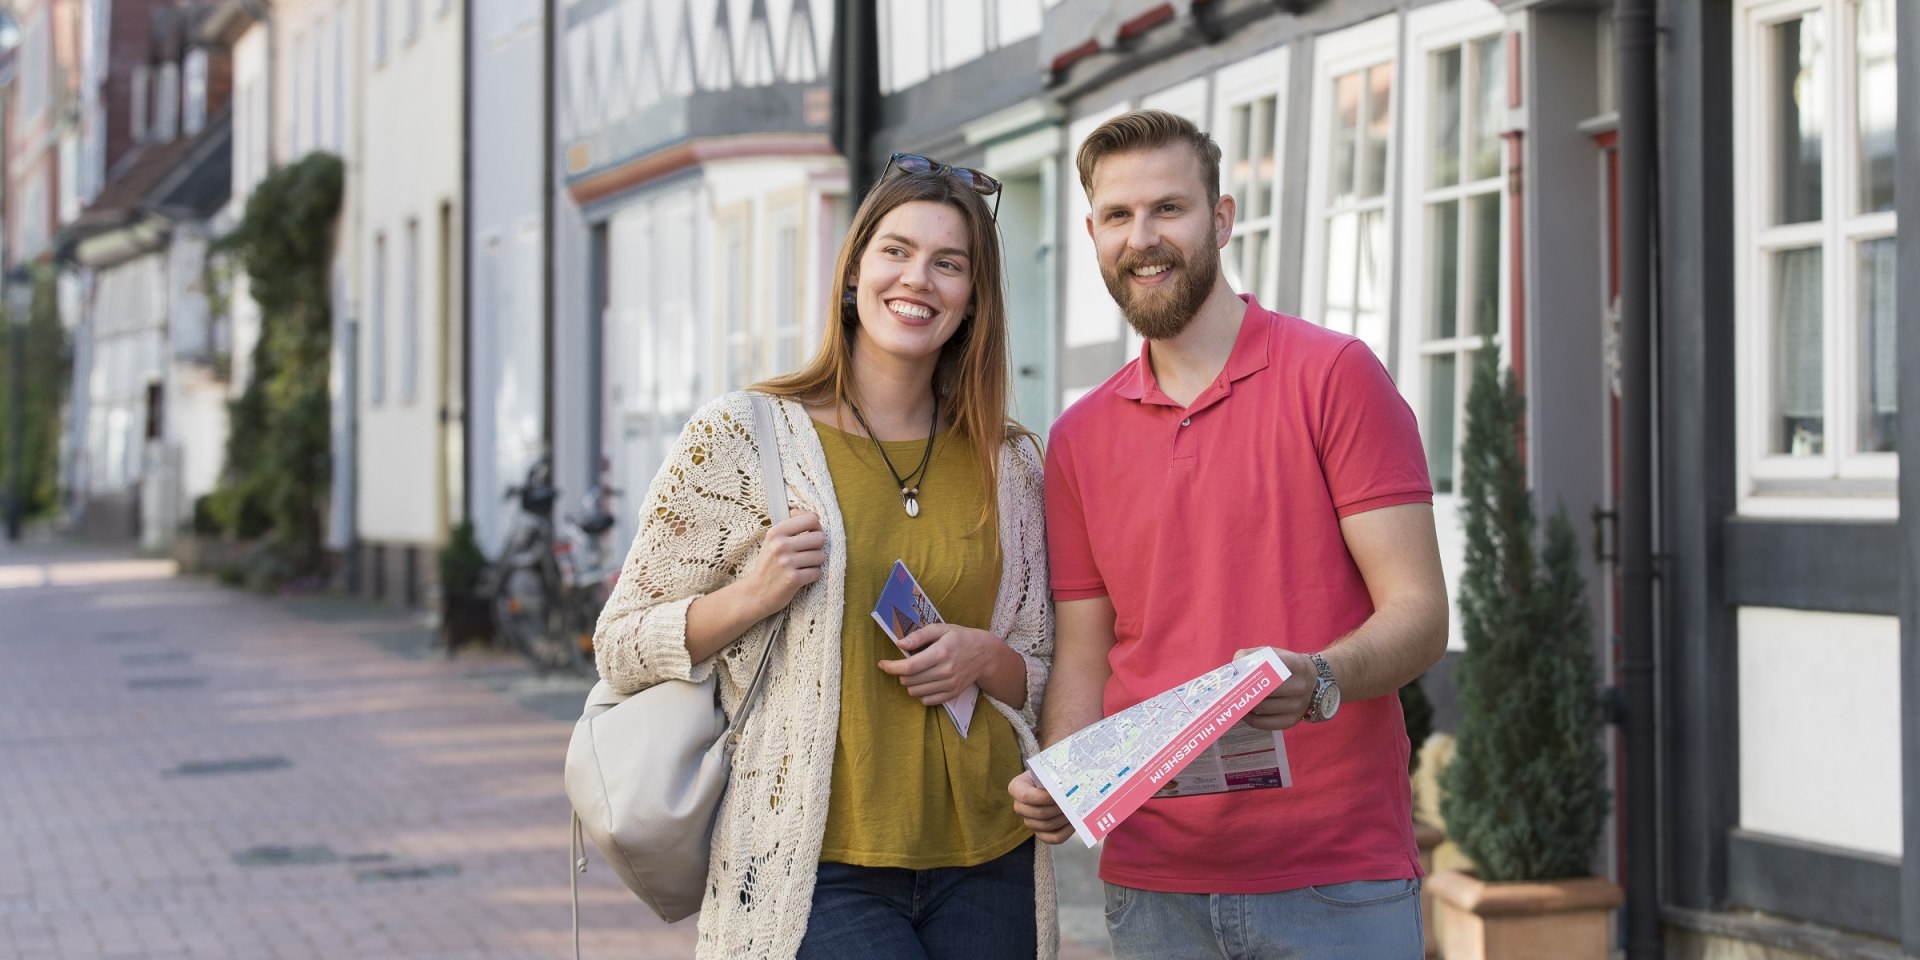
[902,490,921,518]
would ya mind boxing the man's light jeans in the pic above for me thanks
[1104,877,1423,959]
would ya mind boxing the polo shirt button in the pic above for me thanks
[1181,418,1192,427]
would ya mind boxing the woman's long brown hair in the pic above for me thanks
[753,169,1035,531]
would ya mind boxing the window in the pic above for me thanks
[130,65,149,143]
[402,220,421,403]
[155,63,180,141]
[183,49,208,135]
[371,233,388,404]
[311,23,325,149]
[1407,28,1507,495]
[374,0,389,65]
[1736,0,1898,506]
[717,207,754,389]
[769,211,805,375]
[333,8,346,152]
[1213,48,1289,308]
[1304,17,1397,365]
[290,35,304,154]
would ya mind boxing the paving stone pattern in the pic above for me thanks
[0,545,1112,960]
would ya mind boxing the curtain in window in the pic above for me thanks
[1771,247,1822,453]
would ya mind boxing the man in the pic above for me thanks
[1008,109,1449,958]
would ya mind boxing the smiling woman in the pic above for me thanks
[587,158,1060,960]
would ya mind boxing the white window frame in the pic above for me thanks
[1211,47,1290,309]
[1396,1,1511,498]
[1302,14,1400,363]
[1734,0,1899,518]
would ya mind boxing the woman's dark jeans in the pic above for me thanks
[795,839,1037,960]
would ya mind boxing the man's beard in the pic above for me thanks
[1101,243,1218,341]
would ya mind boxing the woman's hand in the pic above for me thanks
[746,511,825,618]
[1007,771,1073,844]
[877,623,1011,706]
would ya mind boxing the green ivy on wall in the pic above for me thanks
[0,265,72,521]
[205,152,344,576]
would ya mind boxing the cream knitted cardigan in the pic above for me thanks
[593,391,1058,960]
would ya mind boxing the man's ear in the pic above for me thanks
[1214,193,1237,249]
[1084,213,1095,241]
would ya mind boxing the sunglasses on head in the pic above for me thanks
[884,152,1003,218]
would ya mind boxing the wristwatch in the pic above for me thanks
[1304,652,1341,723]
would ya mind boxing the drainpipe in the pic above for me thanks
[459,0,472,523]
[1614,0,1660,957]
[830,0,878,199]
[539,0,555,446]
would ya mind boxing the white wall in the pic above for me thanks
[1738,607,1903,857]
[356,0,463,544]
[85,255,167,494]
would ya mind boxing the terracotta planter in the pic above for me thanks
[1426,869,1622,960]
[1414,821,1445,958]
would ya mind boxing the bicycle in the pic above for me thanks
[479,455,621,678]
[547,473,623,679]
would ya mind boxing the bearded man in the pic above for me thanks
[1007,109,1449,959]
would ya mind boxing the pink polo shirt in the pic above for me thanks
[1046,296,1432,894]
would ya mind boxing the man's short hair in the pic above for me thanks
[1075,109,1224,204]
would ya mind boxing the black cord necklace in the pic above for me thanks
[846,395,938,518]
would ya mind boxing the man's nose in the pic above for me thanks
[1127,217,1160,251]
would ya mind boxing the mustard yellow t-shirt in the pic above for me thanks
[814,419,1028,869]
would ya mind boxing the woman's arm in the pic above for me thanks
[592,396,806,693]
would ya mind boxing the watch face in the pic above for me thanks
[1320,684,1342,719]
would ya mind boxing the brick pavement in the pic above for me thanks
[0,543,1113,960]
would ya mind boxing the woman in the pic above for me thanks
[592,155,1055,960]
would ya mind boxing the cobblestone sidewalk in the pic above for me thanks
[0,544,1110,960]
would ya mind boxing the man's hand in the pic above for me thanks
[879,623,1006,706]
[1233,646,1317,731]
[1008,771,1074,845]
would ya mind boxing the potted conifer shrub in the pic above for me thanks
[1429,347,1619,960]
[1400,676,1444,959]
[438,521,493,653]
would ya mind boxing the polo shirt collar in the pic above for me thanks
[1117,294,1275,410]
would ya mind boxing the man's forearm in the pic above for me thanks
[1038,676,1106,748]
[1320,592,1448,703]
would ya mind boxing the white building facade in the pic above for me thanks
[354,0,463,602]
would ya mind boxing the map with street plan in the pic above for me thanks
[1027,648,1293,847]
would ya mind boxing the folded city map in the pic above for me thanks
[1026,648,1294,847]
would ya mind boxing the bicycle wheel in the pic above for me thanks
[493,563,553,672]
